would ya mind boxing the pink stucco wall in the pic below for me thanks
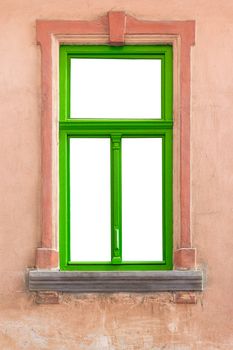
[0,1,233,349]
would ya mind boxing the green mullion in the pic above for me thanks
[63,264,170,271]
[59,49,68,122]
[60,44,172,55]
[59,131,69,269]
[59,120,173,131]
[161,53,166,120]
[58,130,171,138]
[68,54,165,60]
[111,135,122,264]
[164,48,173,120]
[163,130,173,268]
[67,55,71,119]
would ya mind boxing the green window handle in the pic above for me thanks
[114,227,120,256]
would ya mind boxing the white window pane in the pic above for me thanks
[71,59,161,119]
[122,138,163,261]
[70,138,111,262]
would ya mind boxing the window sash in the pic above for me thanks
[59,45,173,271]
[60,45,173,122]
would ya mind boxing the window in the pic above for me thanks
[59,45,173,271]
[29,15,202,295]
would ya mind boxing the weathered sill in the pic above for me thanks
[28,270,203,293]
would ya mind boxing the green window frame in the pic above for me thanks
[59,45,173,271]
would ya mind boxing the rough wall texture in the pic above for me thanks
[0,0,233,349]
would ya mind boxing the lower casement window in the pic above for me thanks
[59,45,173,271]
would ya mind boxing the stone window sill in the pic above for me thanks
[29,270,203,293]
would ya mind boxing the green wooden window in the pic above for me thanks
[59,45,173,271]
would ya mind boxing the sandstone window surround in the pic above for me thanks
[29,11,203,295]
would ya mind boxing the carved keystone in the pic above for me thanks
[108,11,126,45]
